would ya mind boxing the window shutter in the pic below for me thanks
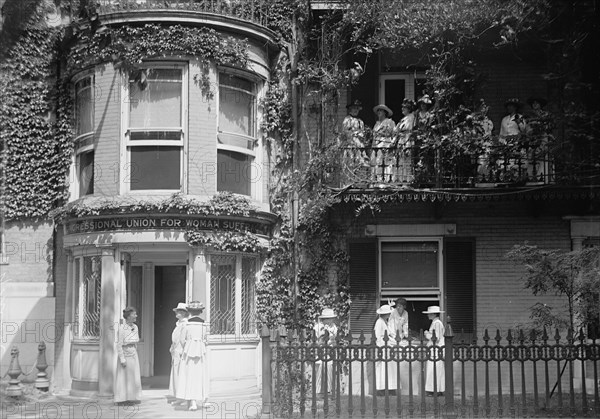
[444,238,475,336]
[348,240,377,336]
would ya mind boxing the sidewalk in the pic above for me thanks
[2,389,265,419]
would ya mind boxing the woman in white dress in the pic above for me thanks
[372,104,396,183]
[114,307,142,405]
[175,301,208,411]
[423,306,445,396]
[393,99,416,182]
[374,304,398,394]
[168,302,189,404]
[312,308,338,396]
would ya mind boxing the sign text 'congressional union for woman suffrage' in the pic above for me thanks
[66,216,272,236]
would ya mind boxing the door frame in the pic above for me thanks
[379,73,426,104]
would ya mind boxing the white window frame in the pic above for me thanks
[216,68,263,200]
[378,237,444,308]
[120,63,188,195]
[70,72,95,201]
[206,252,259,341]
[379,72,426,104]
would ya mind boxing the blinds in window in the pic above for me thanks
[444,238,475,335]
[348,240,378,336]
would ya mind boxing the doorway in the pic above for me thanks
[153,265,187,376]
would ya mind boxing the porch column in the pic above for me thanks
[192,247,208,309]
[56,250,73,392]
[98,245,119,398]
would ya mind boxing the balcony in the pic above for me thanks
[334,138,599,190]
[94,0,271,26]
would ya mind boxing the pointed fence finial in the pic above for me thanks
[34,341,49,391]
[7,347,23,397]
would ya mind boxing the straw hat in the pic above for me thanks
[376,304,393,315]
[504,98,523,108]
[373,104,393,117]
[318,308,337,319]
[422,306,444,314]
[187,301,205,312]
[417,94,433,106]
[172,302,188,312]
[346,99,363,109]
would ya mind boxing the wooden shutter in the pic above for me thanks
[348,239,378,336]
[444,238,475,336]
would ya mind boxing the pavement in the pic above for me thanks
[2,389,267,419]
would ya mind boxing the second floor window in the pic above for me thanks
[127,67,185,191]
[75,75,94,138]
[217,71,257,197]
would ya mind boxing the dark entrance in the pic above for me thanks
[153,265,186,376]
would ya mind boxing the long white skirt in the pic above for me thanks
[168,355,182,398]
[425,360,445,392]
[375,360,398,390]
[175,355,205,401]
[114,352,142,403]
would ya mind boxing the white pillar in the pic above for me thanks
[55,250,73,393]
[192,247,208,309]
[98,245,118,399]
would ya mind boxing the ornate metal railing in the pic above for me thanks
[261,325,600,418]
[94,0,273,26]
[338,144,556,189]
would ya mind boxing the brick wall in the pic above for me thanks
[1,220,56,382]
[332,198,584,336]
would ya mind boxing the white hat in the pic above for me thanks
[422,306,444,314]
[318,308,337,319]
[172,302,188,312]
[376,304,393,315]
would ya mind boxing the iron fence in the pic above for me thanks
[261,323,600,418]
[93,0,272,27]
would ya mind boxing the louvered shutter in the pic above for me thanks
[444,238,475,336]
[348,240,377,336]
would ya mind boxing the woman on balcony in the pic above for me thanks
[372,104,396,183]
[374,304,398,395]
[393,99,416,183]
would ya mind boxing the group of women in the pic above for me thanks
[114,301,209,411]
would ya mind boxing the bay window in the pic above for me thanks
[209,254,257,335]
[217,71,258,197]
[73,255,102,339]
[72,74,95,199]
[126,66,185,191]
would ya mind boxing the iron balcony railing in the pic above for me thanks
[94,0,272,26]
[339,143,563,189]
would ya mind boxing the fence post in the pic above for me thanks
[35,341,49,391]
[444,316,456,418]
[261,325,273,416]
[7,347,23,397]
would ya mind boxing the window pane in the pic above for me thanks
[217,150,251,196]
[129,69,182,128]
[130,131,181,141]
[241,257,257,334]
[78,151,94,196]
[128,265,143,339]
[130,146,180,190]
[219,74,255,136]
[381,242,438,288]
[75,77,93,136]
[210,255,236,334]
[82,256,101,337]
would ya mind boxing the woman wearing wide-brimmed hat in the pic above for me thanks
[374,304,398,394]
[423,306,445,396]
[312,308,339,396]
[372,104,396,184]
[415,94,434,130]
[175,301,208,411]
[499,98,527,141]
[168,302,189,404]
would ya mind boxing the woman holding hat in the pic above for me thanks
[114,307,142,405]
[313,308,338,396]
[374,304,398,394]
[176,301,208,411]
[168,302,189,404]
[423,306,445,396]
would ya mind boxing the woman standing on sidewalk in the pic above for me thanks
[115,307,142,405]
[176,301,209,411]
[168,302,189,404]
